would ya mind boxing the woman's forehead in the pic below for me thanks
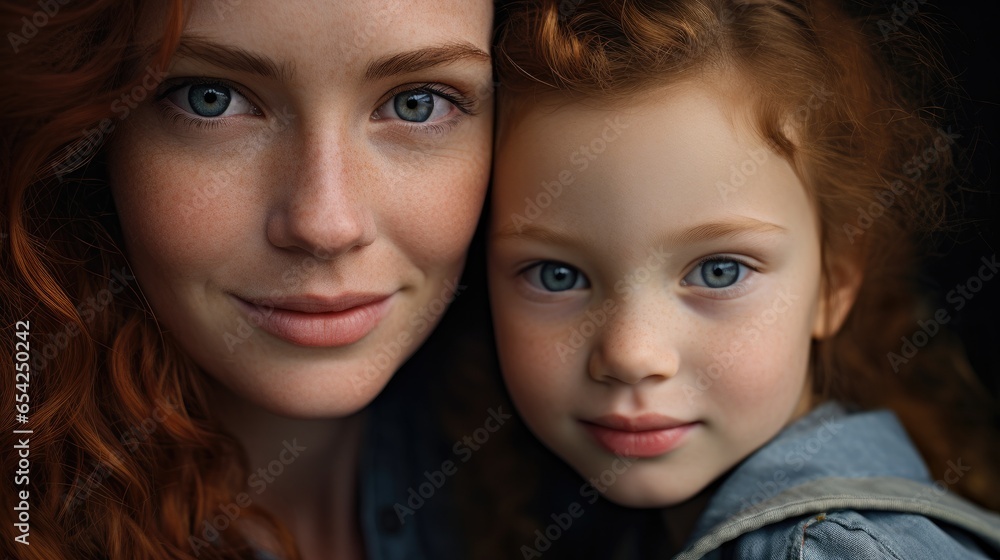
[137,0,493,77]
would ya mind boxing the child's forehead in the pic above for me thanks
[492,83,811,217]
[497,80,755,153]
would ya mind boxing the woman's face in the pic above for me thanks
[109,0,493,417]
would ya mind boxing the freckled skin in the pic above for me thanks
[109,0,493,418]
[488,82,855,507]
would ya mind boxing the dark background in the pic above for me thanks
[919,3,998,396]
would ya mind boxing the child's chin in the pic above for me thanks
[578,467,706,508]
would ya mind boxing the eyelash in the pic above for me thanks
[155,77,261,130]
[155,79,479,134]
[513,255,760,299]
[378,82,477,115]
[518,260,589,292]
[682,255,760,299]
[372,82,478,136]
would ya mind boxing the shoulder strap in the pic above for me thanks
[675,477,1000,560]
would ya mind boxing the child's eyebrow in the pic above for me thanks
[491,223,578,246]
[674,217,788,244]
[491,218,786,246]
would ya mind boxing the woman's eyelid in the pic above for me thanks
[158,77,263,117]
[375,82,477,118]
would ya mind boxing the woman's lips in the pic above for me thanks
[582,415,698,458]
[232,293,394,347]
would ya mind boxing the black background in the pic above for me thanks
[919,2,998,396]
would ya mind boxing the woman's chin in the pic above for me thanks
[207,364,396,420]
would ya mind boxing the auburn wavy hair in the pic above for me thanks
[474,0,999,547]
[1,2,299,558]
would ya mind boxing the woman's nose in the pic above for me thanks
[588,299,681,385]
[266,131,377,259]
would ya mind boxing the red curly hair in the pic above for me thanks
[1,1,299,558]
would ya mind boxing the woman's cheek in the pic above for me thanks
[388,149,490,265]
[113,154,245,272]
[112,119,244,237]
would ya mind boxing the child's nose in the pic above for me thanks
[587,301,680,385]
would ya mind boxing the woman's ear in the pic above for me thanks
[812,253,863,339]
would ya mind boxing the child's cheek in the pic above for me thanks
[699,303,814,432]
[495,313,576,415]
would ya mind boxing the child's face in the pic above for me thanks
[488,82,832,507]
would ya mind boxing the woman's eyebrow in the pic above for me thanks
[170,35,295,82]
[364,42,491,81]
[160,37,488,84]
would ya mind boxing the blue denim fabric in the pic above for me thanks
[675,402,1000,560]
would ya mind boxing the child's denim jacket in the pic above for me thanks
[673,402,1000,559]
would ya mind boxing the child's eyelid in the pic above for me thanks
[518,261,591,291]
[680,256,757,291]
[685,254,762,276]
[515,260,547,277]
[517,260,583,277]
[689,280,754,299]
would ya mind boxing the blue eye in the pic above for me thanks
[683,259,747,289]
[393,91,434,122]
[163,80,259,119]
[188,84,231,117]
[526,262,589,292]
[375,87,462,124]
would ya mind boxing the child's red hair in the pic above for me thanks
[492,0,998,513]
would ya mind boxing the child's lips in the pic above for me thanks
[581,414,699,458]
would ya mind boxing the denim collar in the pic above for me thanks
[686,401,931,544]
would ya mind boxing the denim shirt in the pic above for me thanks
[673,402,1000,559]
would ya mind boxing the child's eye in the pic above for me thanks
[162,81,260,119]
[524,261,590,292]
[682,258,749,289]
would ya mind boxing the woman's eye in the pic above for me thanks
[376,89,455,123]
[524,262,589,292]
[683,259,747,289]
[164,82,258,118]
